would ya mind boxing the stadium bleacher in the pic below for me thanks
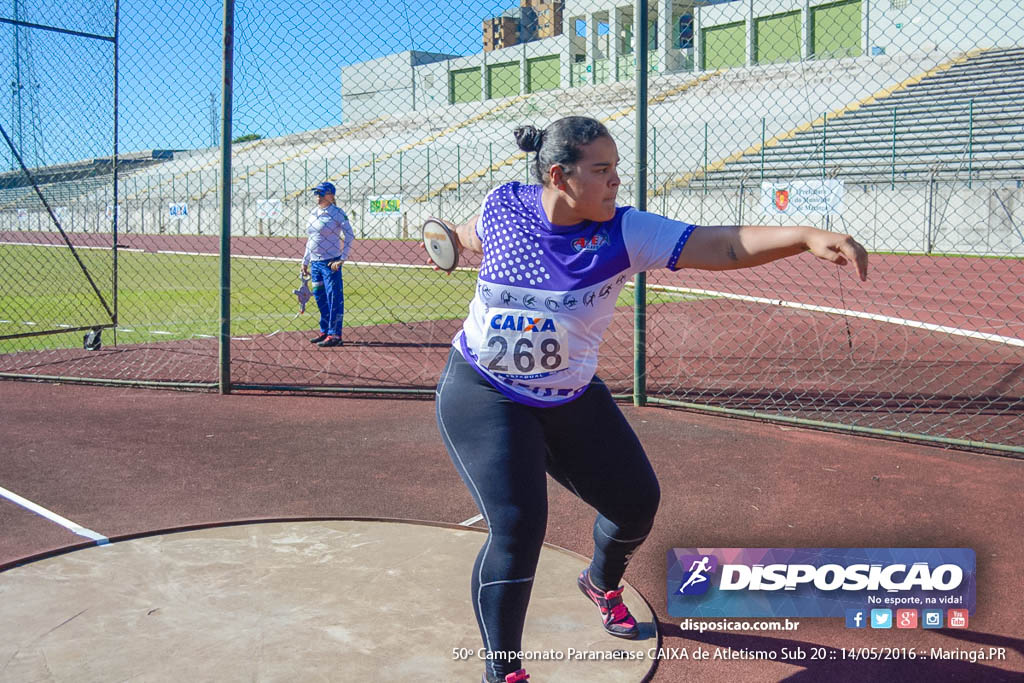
[680,47,1024,186]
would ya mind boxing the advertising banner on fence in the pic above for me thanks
[367,194,403,215]
[667,548,976,619]
[761,180,844,216]
[168,202,189,219]
[256,198,282,220]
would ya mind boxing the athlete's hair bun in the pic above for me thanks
[514,125,544,153]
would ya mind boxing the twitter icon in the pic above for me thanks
[870,609,893,629]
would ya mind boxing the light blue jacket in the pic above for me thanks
[302,204,354,266]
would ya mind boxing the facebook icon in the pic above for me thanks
[845,609,867,629]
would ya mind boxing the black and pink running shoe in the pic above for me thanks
[577,569,639,639]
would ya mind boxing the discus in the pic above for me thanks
[422,218,460,273]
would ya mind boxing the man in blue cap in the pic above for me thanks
[302,181,355,347]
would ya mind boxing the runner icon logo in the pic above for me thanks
[676,554,719,596]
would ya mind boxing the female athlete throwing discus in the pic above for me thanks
[431,116,868,683]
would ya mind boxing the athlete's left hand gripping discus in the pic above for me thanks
[422,218,460,273]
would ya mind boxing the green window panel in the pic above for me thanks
[623,24,657,53]
[702,21,745,70]
[614,51,659,80]
[487,61,521,99]
[570,60,588,87]
[450,67,481,104]
[527,55,560,93]
[812,0,862,59]
[594,58,610,84]
[617,54,634,80]
[756,10,801,64]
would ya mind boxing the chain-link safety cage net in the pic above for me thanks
[0,0,1020,454]
[640,0,1022,454]
[0,3,117,375]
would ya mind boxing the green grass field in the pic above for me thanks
[0,244,704,353]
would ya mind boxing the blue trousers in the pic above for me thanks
[436,349,660,679]
[310,259,344,336]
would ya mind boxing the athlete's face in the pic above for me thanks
[556,136,621,222]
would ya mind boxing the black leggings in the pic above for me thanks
[435,349,660,678]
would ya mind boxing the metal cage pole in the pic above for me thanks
[218,0,235,394]
[112,0,120,344]
[633,0,648,407]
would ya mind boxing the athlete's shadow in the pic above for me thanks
[634,621,658,641]
[658,621,1023,681]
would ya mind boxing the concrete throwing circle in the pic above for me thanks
[0,520,657,682]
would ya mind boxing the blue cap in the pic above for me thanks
[312,181,336,196]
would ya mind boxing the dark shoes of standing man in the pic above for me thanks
[309,333,343,347]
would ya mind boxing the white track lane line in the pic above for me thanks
[628,283,1024,348]
[0,485,109,544]
[0,240,143,253]
[155,249,476,271]
[459,514,484,526]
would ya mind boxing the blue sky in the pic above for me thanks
[2,0,516,167]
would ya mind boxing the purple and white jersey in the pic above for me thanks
[456,182,697,407]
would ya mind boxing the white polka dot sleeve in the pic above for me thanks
[474,190,497,241]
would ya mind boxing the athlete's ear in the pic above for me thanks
[549,164,568,191]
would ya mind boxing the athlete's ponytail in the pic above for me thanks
[513,116,610,186]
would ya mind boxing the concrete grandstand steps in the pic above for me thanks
[769,140,1020,155]
[879,89,1024,108]
[0,170,147,211]
[941,48,1024,66]
[885,83,1024,101]
[895,71,1024,88]
[708,148,1024,166]
[695,155,1024,177]
[768,126,1021,144]
[775,127,1023,144]
[687,46,1024,186]
[726,149,1024,167]
[714,144,1024,161]
[856,94,1024,113]
[780,109,1024,127]
[692,166,1024,186]
[707,153,1024,175]
[906,56,1023,73]
[834,104,1024,120]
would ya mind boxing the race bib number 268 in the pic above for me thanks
[478,308,570,378]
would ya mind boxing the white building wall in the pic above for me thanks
[341,51,458,123]
[696,0,1024,64]
[869,1,1024,54]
